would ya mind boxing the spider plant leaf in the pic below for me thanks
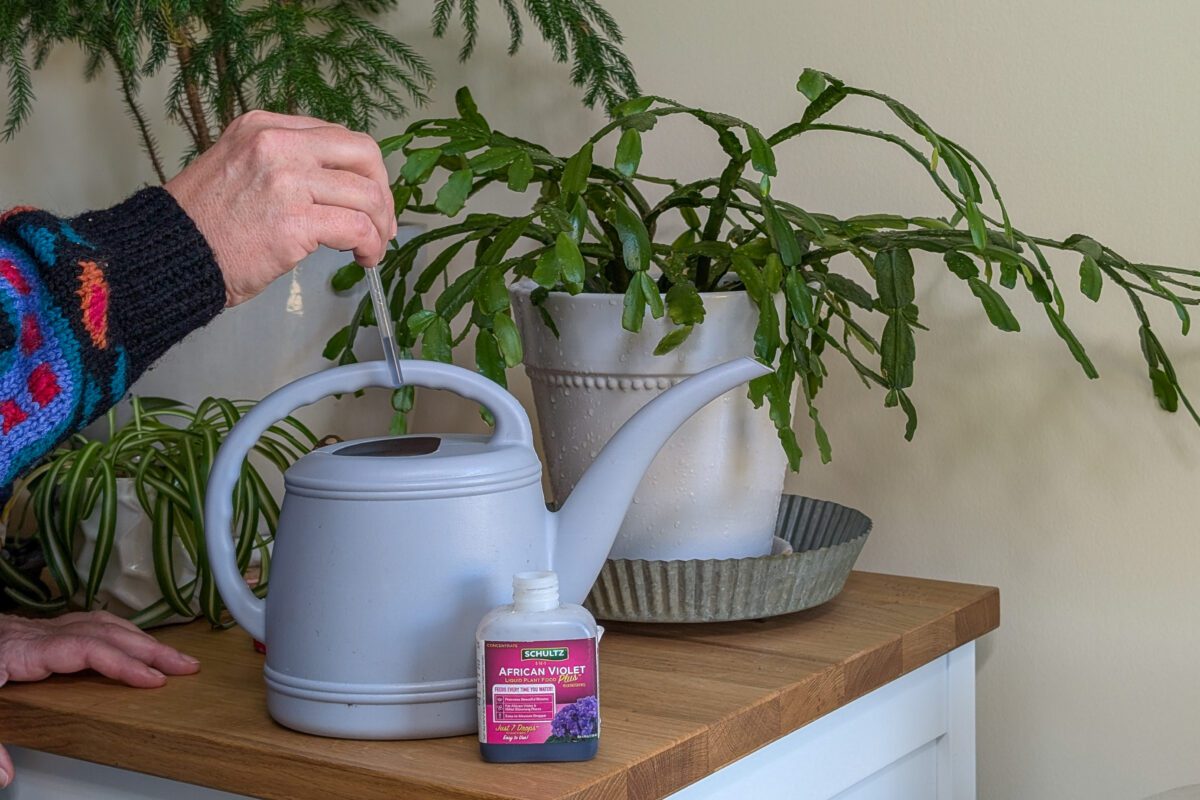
[2,586,66,612]
[0,548,49,600]
[83,458,118,609]
[235,471,260,572]
[254,532,272,590]
[60,440,103,543]
[200,427,221,489]
[252,441,292,474]
[199,567,222,627]
[259,432,302,462]
[246,465,280,535]
[35,455,79,597]
[152,494,194,618]
[138,469,191,511]
[171,503,200,566]
[129,579,197,629]
[180,438,206,533]
[207,398,242,432]
[135,397,186,412]
[281,414,319,449]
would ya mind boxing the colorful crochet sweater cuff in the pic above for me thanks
[0,187,226,490]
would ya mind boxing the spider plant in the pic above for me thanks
[0,396,316,628]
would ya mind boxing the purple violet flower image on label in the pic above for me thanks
[550,695,599,740]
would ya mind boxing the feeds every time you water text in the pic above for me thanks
[479,638,599,745]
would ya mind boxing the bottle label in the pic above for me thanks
[478,638,599,745]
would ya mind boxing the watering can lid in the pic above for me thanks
[283,433,542,497]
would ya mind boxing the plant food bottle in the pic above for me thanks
[476,571,600,763]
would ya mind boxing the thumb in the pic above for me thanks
[0,741,12,788]
[0,668,10,788]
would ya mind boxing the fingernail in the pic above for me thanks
[0,766,9,788]
[148,667,165,679]
[180,654,200,665]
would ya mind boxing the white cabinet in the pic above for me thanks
[668,643,976,800]
[7,643,976,800]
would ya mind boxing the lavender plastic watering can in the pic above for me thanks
[204,357,769,739]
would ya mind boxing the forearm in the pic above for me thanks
[0,188,225,492]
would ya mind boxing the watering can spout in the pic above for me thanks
[551,357,773,603]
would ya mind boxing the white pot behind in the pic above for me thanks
[73,478,198,625]
[511,281,787,561]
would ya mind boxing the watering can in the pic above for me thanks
[204,357,769,739]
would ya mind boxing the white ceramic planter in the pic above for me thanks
[511,281,787,561]
[73,478,198,625]
[129,226,423,443]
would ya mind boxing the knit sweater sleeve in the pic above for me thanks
[0,187,227,491]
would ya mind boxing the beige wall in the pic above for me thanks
[4,1,1200,797]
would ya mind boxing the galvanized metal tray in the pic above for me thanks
[584,495,871,623]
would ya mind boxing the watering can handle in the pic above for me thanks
[203,360,535,644]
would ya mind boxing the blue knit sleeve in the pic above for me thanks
[0,188,226,495]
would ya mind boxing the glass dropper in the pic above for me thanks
[366,265,403,387]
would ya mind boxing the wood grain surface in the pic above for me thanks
[0,571,999,800]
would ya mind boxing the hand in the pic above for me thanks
[165,110,396,307]
[0,611,200,788]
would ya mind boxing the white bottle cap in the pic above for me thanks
[513,571,560,612]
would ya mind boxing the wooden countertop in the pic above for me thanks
[0,571,998,800]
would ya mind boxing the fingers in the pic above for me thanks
[306,169,395,252]
[8,615,200,687]
[290,127,393,229]
[297,125,389,184]
[38,635,166,688]
[164,109,395,306]
[303,205,389,267]
[50,609,141,634]
[60,621,200,677]
[0,741,11,789]
[229,109,331,133]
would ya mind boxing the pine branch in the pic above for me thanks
[113,52,167,183]
[245,1,433,130]
[174,37,214,151]
[432,0,638,110]
[0,24,34,141]
[0,0,637,168]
